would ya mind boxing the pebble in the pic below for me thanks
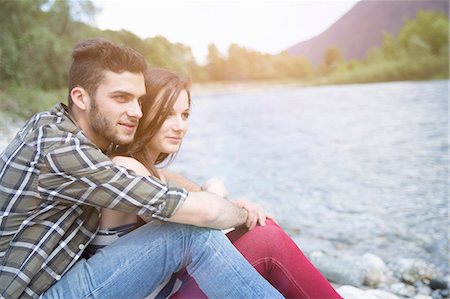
[365,289,399,299]
[336,285,378,299]
[389,258,439,284]
[439,288,449,297]
[309,251,365,287]
[429,278,449,290]
[431,290,444,299]
[389,282,417,298]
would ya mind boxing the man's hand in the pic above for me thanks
[232,198,268,230]
[202,177,229,198]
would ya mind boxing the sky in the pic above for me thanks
[94,0,360,64]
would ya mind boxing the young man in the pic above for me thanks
[0,38,282,298]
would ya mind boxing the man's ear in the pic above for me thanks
[70,87,89,111]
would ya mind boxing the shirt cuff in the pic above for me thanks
[152,181,188,221]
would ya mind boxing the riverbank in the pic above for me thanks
[311,250,449,299]
[190,80,310,96]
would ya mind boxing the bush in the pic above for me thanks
[0,85,66,119]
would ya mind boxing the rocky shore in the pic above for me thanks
[310,251,449,299]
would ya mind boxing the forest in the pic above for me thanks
[0,0,448,117]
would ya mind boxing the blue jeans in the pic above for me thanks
[42,221,283,298]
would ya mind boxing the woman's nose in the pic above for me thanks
[172,117,186,131]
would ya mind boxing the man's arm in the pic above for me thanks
[115,157,247,229]
[169,192,248,229]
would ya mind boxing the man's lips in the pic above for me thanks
[120,122,138,133]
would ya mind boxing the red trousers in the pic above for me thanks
[171,220,342,299]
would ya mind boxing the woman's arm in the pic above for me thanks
[159,169,202,191]
[161,170,229,198]
[161,170,273,229]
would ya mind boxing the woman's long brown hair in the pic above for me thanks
[116,68,191,178]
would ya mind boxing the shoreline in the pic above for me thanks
[190,80,309,96]
[303,250,449,299]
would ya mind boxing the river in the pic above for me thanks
[168,79,449,274]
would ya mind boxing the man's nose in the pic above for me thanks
[127,99,143,119]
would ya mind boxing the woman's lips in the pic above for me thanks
[166,136,182,143]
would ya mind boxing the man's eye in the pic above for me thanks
[114,95,126,101]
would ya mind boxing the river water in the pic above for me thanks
[0,80,447,274]
[168,80,449,274]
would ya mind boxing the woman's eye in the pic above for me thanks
[182,112,190,120]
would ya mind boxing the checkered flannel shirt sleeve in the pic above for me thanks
[39,137,188,220]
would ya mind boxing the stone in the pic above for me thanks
[363,253,387,271]
[364,269,383,287]
[429,278,449,290]
[389,282,417,298]
[309,252,365,287]
[416,284,432,295]
[430,290,444,299]
[389,258,438,284]
[438,288,449,298]
[365,289,399,299]
[336,285,378,299]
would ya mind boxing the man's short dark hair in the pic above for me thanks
[68,38,147,105]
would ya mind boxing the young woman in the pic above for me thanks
[86,68,342,299]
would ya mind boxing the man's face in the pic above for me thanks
[86,71,146,149]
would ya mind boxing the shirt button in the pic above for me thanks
[55,274,61,280]
[78,244,85,250]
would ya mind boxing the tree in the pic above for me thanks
[207,44,226,81]
[398,10,449,56]
[324,46,343,69]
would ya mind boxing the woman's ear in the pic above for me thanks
[70,87,89,111]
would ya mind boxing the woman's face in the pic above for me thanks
[147,89,190,156]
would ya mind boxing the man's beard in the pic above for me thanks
[89,97,134,146]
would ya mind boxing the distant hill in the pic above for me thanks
[286,0,449,65]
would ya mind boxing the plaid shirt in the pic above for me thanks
[0,103,188,298]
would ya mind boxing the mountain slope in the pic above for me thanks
[286,0,449,65]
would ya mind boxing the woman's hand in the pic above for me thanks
[202,177,229,198]
[233,198,268,230]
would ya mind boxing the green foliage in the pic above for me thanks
[327,10,449,85]
[0,85,65,118]
[0,0,202,117]
[206,44,227,81]
[0,1,447,119]
[274,52,312,79]
[399,10,449,56]
[329,55,448,85]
